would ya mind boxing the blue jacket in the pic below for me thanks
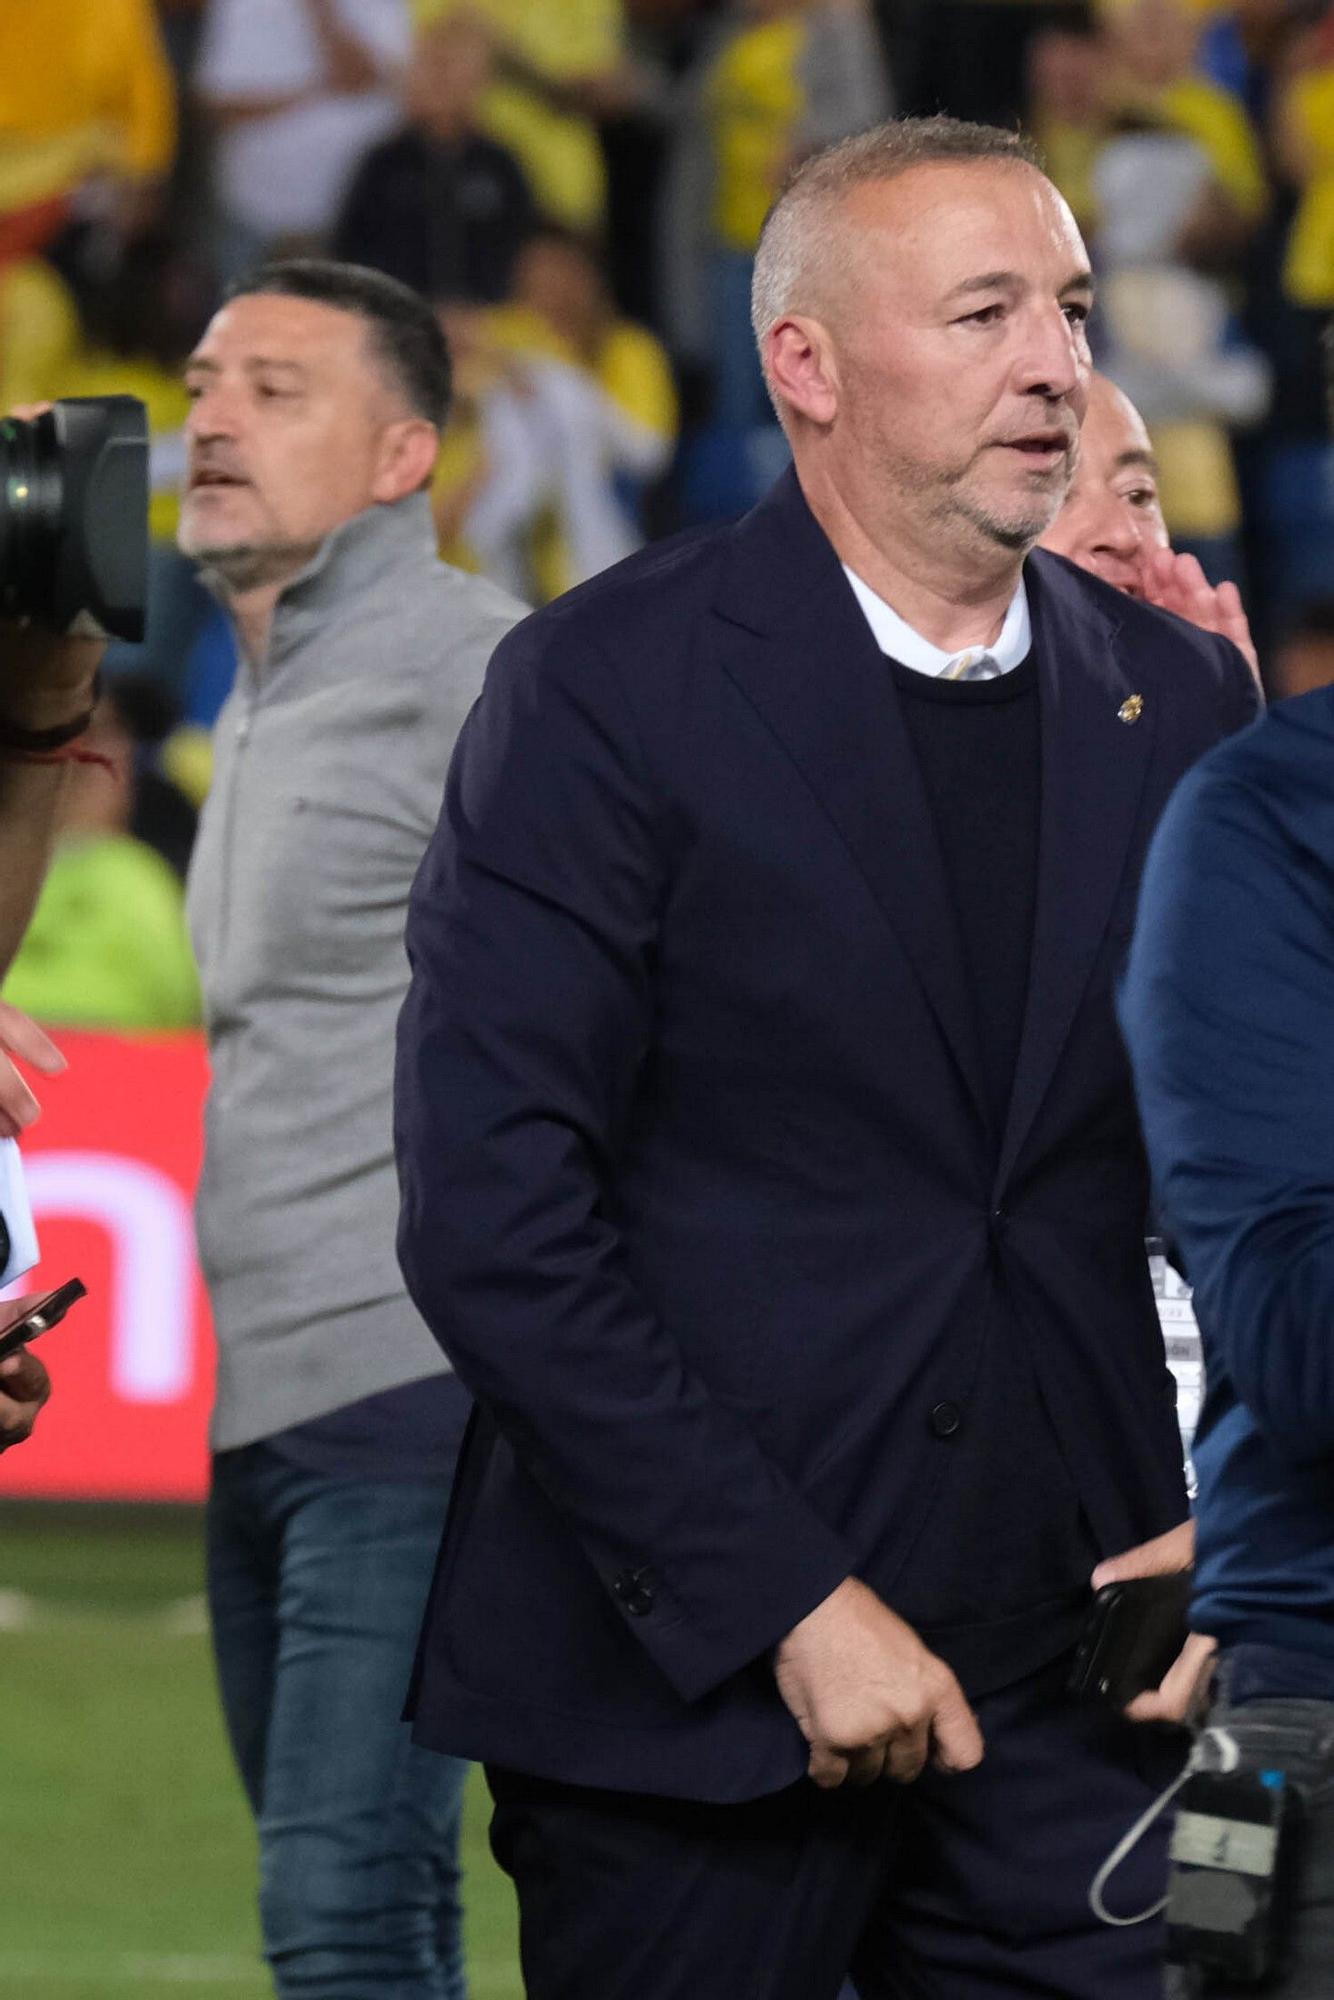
[1121,685,1334,1669]
[395,470,1258,1802]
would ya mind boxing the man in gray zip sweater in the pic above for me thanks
[181,260,523,2000]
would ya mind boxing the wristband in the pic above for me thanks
[0,672,101,752]
[0,744,115,772]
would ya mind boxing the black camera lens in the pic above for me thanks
[0,396,149,642]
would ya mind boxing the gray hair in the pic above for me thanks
[750,117,1041,396]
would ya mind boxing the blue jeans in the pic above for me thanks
[207,1444,469,1999]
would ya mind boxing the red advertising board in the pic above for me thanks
[0,1031,214,1502]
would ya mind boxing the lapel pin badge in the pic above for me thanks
[1118,694,1144,725]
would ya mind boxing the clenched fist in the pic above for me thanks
[775,1576,985,1789]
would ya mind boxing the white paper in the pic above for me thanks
[0,1140,39,1286]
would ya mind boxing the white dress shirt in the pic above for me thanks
[0,1142,37,1286]
[196,0,412,239]
[841,565,1032,681]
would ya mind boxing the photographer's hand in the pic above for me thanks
[0,1003,66,1139]
[0,617,104,734]
[0,1346,51,1451]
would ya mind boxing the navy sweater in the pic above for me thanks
[1121,686,1334,1694]
[889,651,1099,1689]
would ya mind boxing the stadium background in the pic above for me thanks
[0,0,1331,1992]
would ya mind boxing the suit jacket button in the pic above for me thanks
[930,1401,962,1439]
[612,1565,657,1616]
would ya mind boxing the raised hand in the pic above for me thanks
[1139,546,1261,688]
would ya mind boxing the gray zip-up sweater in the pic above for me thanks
[187,492,525,1451]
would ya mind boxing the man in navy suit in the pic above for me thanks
[395,118,1259,1999]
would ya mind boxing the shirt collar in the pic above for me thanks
[840,564,1031,679]
[201,491,439,674]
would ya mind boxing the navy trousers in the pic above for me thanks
[488,1651,1187,2000]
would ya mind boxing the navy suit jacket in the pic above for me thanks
[394,471,1258,1803]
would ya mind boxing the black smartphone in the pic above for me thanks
[0,1279,87,1363]
[1068,1570,1193,1708]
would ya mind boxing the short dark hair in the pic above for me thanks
[224,258,451,426]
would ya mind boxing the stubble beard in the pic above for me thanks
[177,526,319,598]
[934,445,1075,556]
[948,486,1063,553]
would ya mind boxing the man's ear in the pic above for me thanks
[372,418,441,502]
[764,315,840,429]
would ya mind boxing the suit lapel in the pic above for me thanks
[715,473,990,1133]
[994,552,1156,1191]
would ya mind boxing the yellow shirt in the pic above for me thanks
[414,0,620,228]
[708,18,806,254]
[0,260,189,541]
[1034,116,1102,237]
[435,307,677,599]
[530,319,677,600]
[483,305,677,440]
[0,0,176,215]
[597,323,678,444]
[1283,66,1334,308]
[4,834,200,1033]
[1097,0,1230,15]
[1150,420,1241,541]
[1156,78,1268,220]
[0,258,79,408]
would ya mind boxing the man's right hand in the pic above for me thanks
[774,1576,985,1789]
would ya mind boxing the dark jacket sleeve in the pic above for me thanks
[1121,748,1334,1463]
[394,618,853,1703]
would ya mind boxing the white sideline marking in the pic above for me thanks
[157,1591,210,1634]
[0,1594,208,1634]
[0,1949,258,1984]
[0,1950,518,1990]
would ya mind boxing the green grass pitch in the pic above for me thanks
[0,1504,522,1998]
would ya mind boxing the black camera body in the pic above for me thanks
[1166,1762,1302,1984]
[0,396,149,641]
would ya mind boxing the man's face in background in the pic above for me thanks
[179,293,416,592]
[1041,373,1168,593]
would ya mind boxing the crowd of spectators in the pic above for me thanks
[0,0,1330,1025]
